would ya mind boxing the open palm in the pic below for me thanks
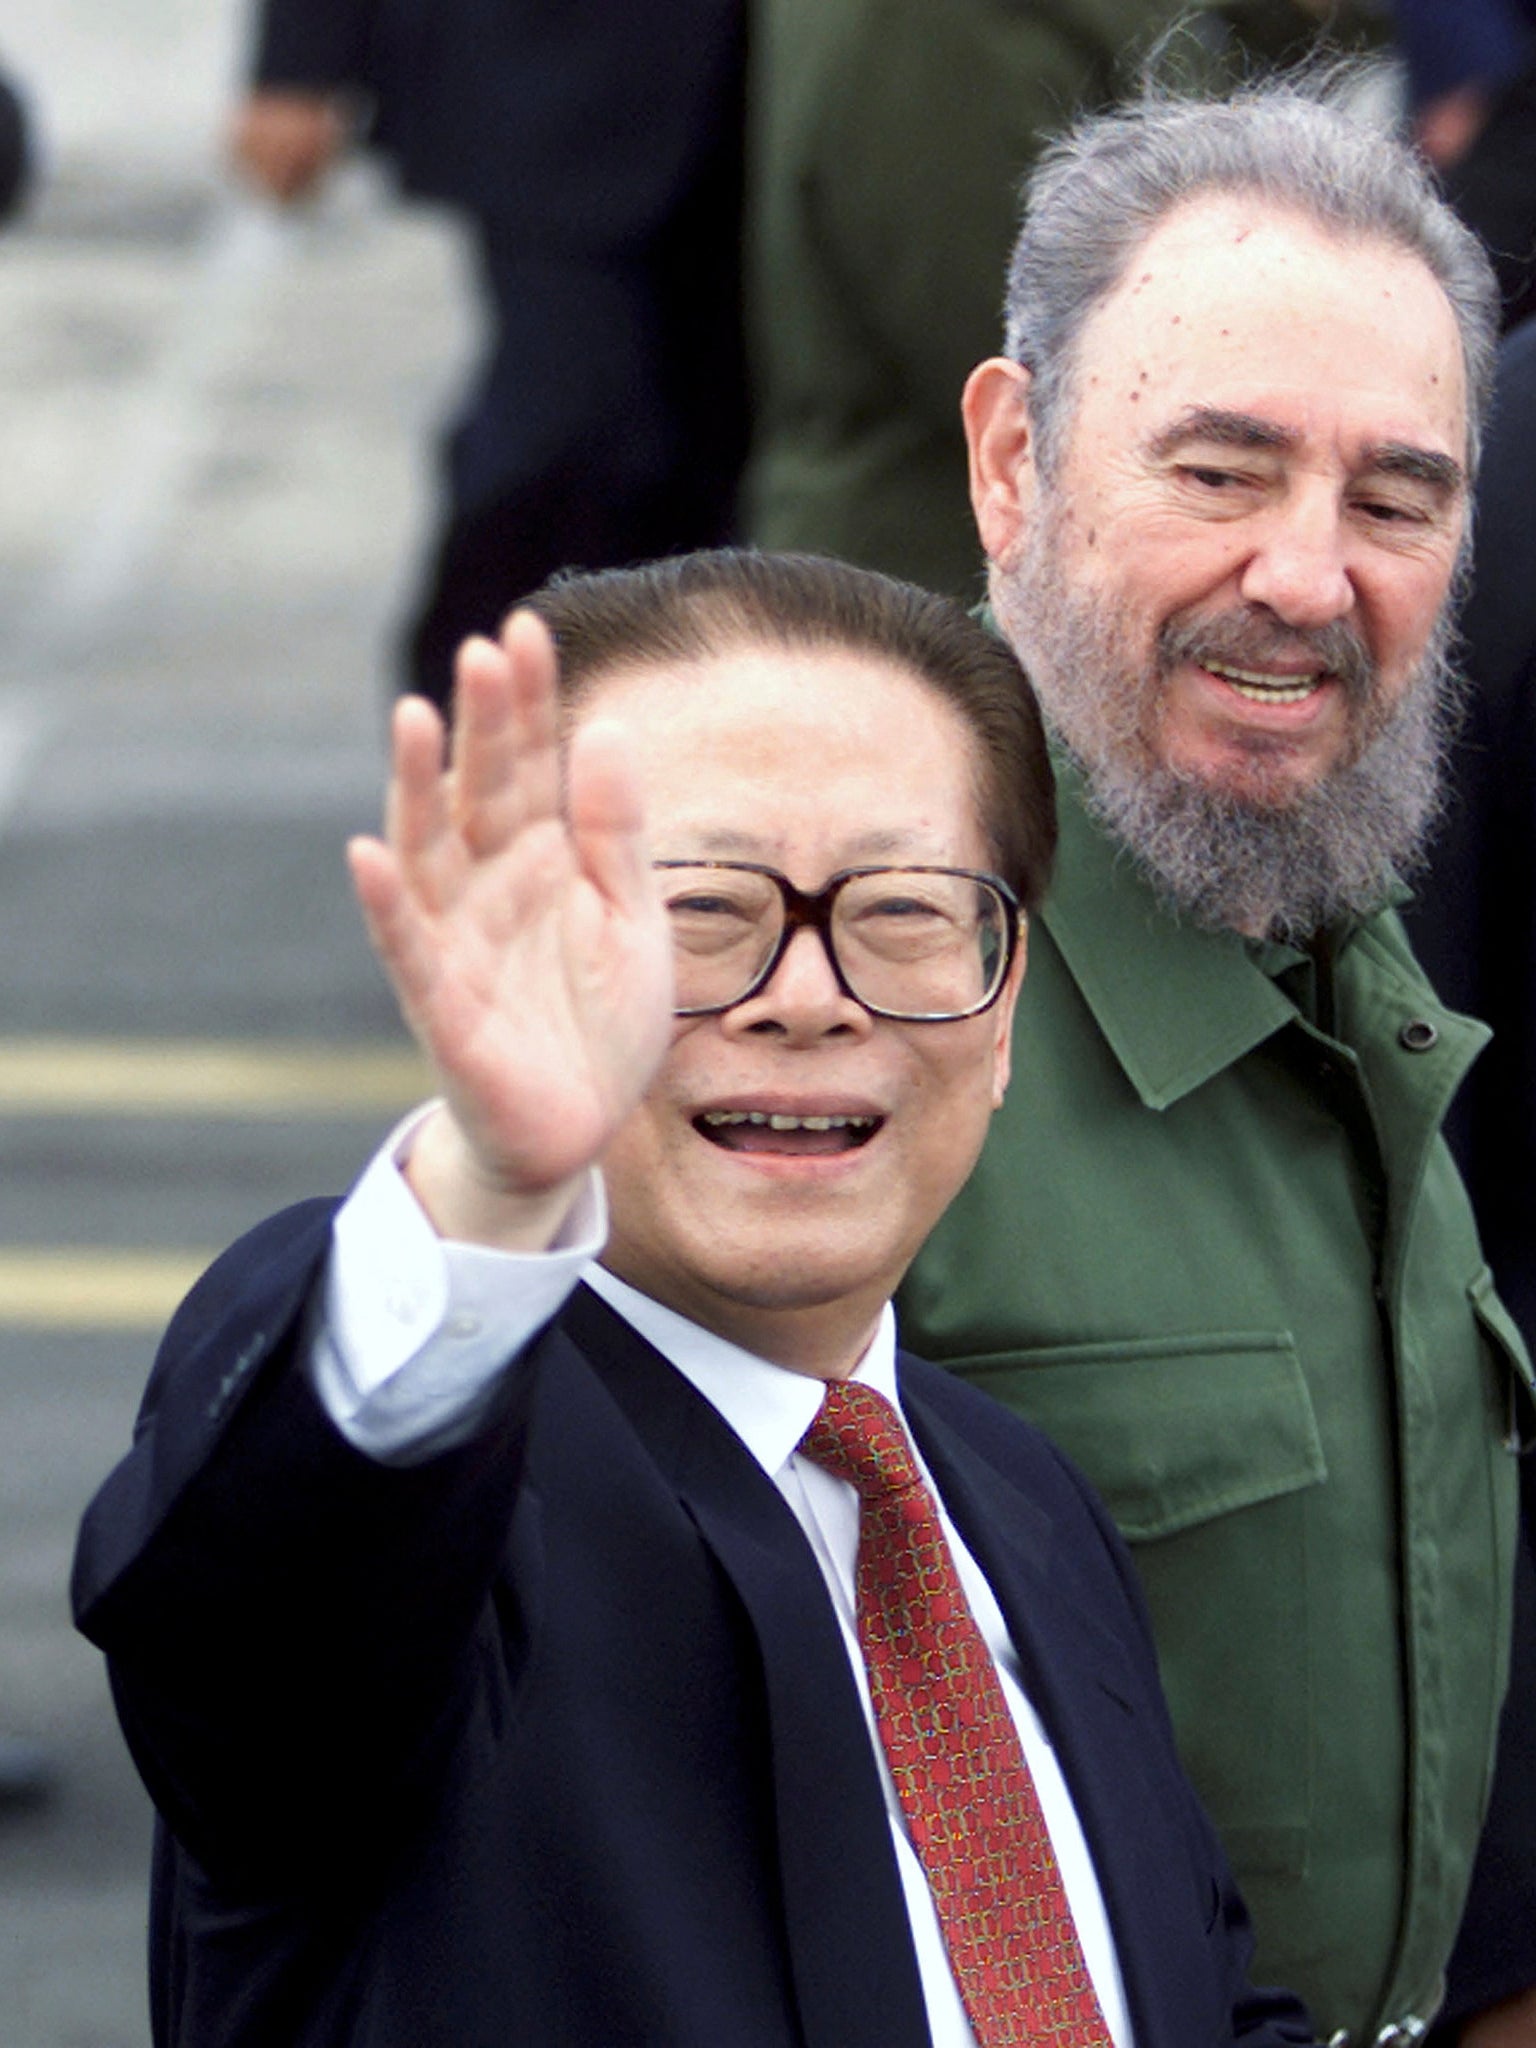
[348,613,673,1237]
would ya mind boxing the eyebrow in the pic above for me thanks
[1148,407,1295,459]
[1369,441,1465,495]
[1148,405,1465,496]
[672,826,940,862]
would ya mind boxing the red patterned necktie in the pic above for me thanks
[799,1379,1112,2047]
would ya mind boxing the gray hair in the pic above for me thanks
[1003,69,1500,477]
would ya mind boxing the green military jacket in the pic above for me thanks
[746,0,1387,597]
[899,766,1535,2045]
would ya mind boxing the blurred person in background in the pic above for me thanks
[230,0,749,710]
[0,60,26,224]
[1393,1,1536,328]
[745,0,1382,600]
[0,47,49,1815]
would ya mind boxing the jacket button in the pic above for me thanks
[1399,1018,1438,1053]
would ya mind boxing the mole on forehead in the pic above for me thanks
[1133,190,1383,256]
[1114,198,1458,334]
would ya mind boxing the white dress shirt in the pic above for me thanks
[308,1114,1136,2048]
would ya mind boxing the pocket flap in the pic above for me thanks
[950,1333,1326,1541]
[1470,1266,1536,1452]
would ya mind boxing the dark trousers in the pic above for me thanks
[402,159,746,710]
[0,67,30,223]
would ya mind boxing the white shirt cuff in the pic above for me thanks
[308,1104,607,1463]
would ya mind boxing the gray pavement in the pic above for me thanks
[0,4,479,2039]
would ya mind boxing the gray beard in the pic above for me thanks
[995,534,1462,943]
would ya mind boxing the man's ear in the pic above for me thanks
[988,919,1027,1108]
[963,358,1038,569]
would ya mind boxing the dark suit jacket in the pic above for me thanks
[1406,315,1536,1345]
[73,1200,1316,2048]
[248,0,744,246]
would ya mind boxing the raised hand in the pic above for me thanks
[347,612,674,1249]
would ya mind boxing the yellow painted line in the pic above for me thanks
[0,1250,214,1329]
[0,1038,431,1118]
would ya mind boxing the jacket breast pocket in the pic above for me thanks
[1468,1268,1533,1754]
[950,1333,1325,1878]
[1469,1265,1536,1455]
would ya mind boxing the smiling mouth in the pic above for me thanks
[1201,659,1329,706]
[695,1110,882,1155]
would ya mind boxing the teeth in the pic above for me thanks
[1204,660,1322,704]
[701,1110,875,1131]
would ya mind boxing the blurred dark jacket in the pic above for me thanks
[251,0,744,248]
[1406,315,1536,1345]
[245,0,748,707]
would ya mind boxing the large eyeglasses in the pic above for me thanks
[654,861,1021,1022]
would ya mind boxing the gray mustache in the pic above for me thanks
[1159,609,1374,698]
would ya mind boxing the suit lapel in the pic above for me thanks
[562,1292,1229,2048]
[561,1288,932,2048]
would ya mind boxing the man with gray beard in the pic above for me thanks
[1008,539,1460,942]
[899,77,1536,2048]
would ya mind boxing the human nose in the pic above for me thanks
[723,923,871,1040]
[1236,492,1355,630]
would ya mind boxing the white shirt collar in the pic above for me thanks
[581,1264,899,1480]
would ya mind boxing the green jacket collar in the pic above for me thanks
[1039,758,1402,1111]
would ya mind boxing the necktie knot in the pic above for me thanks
[800,1380,923,1501]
